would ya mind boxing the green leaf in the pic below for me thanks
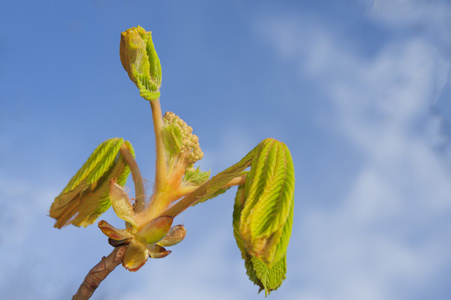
[239,138,295,266]
[62,138,123,193]
[183,167,210,185]
[50,138,134,228]
[120,26,162,102]
[173,138,274,212]
[144,29,162,87]
[162,123,183,159]
[86,143,133,225]
[249,256,287,296]
[233,184,247,255]
[233,184,287,295]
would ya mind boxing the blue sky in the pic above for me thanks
[1,1,451,299]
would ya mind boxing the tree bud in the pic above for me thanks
[147,244,172,258]
[109,178,138,230]
[135,216,173,245]
[120,26,162,101]
[157,224,187,247]
[237,139,295,267]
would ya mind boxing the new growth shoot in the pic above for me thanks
[49,25,295,299]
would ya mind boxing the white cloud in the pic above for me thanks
[3,3,451,299]
[256,3,451,300]
[0,172,120,299]
[370,0,449,28]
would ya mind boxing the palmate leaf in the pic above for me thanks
[249,256,287,296]
[183,167,210,185]
[162,138,294,295]
[162,123,183,159]
[50,138,135,228]
[231,138,295,295]
[233,184,288,296]
[240,139,295,266]
[120,26,162,102]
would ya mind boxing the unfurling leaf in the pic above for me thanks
[49,138,135,228]
[120,25,162,101]
[240,139,295,266]
[183,167,210,185]
[232,138,295,295]
[233,185,287,296]
[162,123,183,158]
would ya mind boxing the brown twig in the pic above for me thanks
[72,245,128,300]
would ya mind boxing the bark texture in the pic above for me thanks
[72,245,127,300]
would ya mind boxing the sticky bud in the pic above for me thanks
[109,179,138,230]
[147,244,172,259]
[157,225,187,247]
[122,239,149,272]
[135,216,173,245]
[120,25,162,101]
[237,139,295,267]
[98,220,134,241]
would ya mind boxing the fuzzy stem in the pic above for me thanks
[72,245,128,300]
[149,99,167,191]
[161,174,248,218]
[120,144,145,213]
[223,174,247,188]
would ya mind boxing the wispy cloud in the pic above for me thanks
[3,2,451,299]
[255,3,451,299]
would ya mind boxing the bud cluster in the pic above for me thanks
[163,112,203,165]
[97,179,187,271]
